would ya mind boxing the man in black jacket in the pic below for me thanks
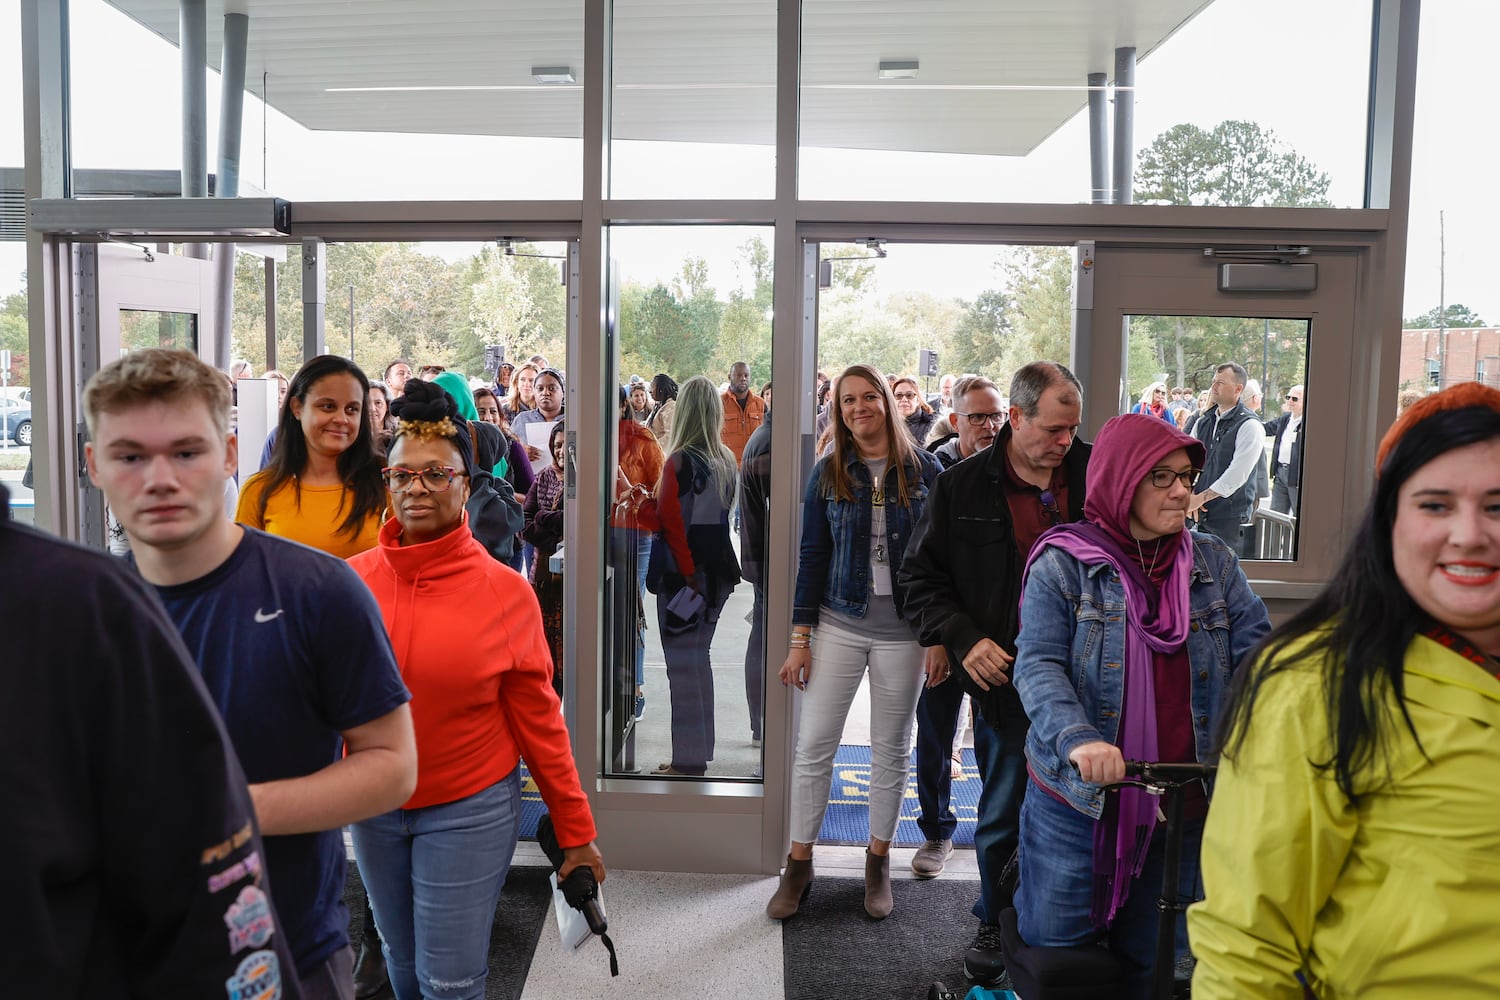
[899,362,1091,987]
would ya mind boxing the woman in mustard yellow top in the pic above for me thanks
[237,355,386,559]
[1190,383,1500,999]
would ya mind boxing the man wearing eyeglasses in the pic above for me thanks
[899,362,1091,987]
[83,348,416,1000]
[1187,362,1264,558]
[1265,384,1305,516]
[932,375,1007,470]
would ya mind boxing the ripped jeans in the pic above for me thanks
[351,771,522,1000]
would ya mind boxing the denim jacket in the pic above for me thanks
[792,449,941,626]
[1013,531,1270,818]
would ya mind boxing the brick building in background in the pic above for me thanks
[1400,327,1500,392]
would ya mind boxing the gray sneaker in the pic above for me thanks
[910,837,954,878]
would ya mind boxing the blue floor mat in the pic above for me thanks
[818,744,979,847]
[517,743,978,848]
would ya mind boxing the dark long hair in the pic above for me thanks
[1221,405,1500,803]
[255,355,386,540]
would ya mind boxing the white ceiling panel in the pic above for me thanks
[103,0,1213,156]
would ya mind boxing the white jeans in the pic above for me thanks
[789,618,926,845]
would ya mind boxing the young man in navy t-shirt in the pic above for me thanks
[84,349,417,1000]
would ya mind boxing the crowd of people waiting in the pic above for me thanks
[7,342,1498,1000]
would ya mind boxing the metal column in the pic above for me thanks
[1112,47,1136,205]
[1087,71,1109,204]
[21,0,72,536]
[301,239,326,361]
[264,257,277,371]
[211,11,249,369]
[180,0,209,259]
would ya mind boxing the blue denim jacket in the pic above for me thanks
[792,449,940,626]
[1013,531,1270,818]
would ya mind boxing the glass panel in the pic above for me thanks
[1400,2,1497,411]
[1123,315,1310,561]
[70,0,582,199]
[120,309,197,354]
[610,0,776,199]
[799,0,1371,206]
[604,226,773,780]
[0,0,31,523]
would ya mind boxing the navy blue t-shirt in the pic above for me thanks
[141,528,410,976]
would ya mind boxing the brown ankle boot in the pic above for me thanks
[864,849,892,919]
[766,855,814,919]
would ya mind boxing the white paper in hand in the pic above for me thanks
[550,872,595,952]
[526,420,560,475]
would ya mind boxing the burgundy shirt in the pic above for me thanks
[1000,444,1070,563]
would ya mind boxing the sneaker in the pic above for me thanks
[963,923,1007,986]
[749,736,762,748]
[633,689,646,720]
[910,837,953,878]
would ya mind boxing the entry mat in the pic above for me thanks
[819,745,980,848]
[514,745,980,848]
[343,861,553,1000]
[783,874,988,1000]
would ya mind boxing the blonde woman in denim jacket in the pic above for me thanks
[767,364,942,922]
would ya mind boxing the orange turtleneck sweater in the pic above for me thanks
[347,516,596,847]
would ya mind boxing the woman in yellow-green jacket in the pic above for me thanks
[1189,382,1500,999]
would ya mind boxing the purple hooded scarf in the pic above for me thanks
[1022,413,1206,928]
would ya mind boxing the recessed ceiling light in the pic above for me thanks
[877,60,919,80]
[531,66,576,86]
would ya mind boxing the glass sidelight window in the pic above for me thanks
[1123,315,1310,561]
[603,226,774,781]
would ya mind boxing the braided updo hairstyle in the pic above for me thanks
[389,377,476,480]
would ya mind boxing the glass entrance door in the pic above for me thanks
[1089,245,1363,584]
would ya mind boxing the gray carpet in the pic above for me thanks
[343,861,554,1000]
[782,875,978,1000]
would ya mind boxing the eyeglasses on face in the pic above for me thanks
[893,391,919,400]
[382,466,466,493]
[955,411,1006,427]
[1146,468,1201,489]
[1285,394,1301,402]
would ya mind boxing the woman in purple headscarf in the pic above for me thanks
[1010,413,1270,997]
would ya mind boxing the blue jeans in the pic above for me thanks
[914,674,965,841]
[1014,779,1204,1000]
[633,532,651,687]
[351,773,523,1000]
[610,528,652,690]
[971,706,1028,926]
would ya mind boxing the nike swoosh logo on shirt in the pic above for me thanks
[254,608,284,623]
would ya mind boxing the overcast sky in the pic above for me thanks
[1,0,1495,323]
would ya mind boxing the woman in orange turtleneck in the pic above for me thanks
[346,379,604,1000]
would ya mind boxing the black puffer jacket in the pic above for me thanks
[904,409,938,448]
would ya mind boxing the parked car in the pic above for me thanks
[2,400,31,447]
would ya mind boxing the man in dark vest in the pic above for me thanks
[1188,362,1264,558]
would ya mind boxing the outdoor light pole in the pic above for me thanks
[348,284,355,362]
